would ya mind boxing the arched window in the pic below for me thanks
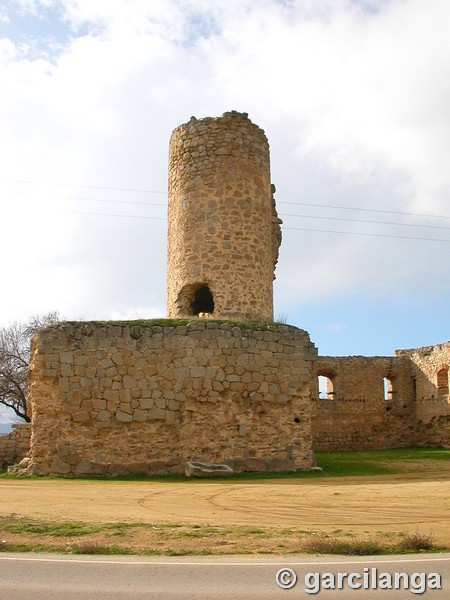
[437,366,449,396]
[191,285,214,316]
[318,374,335,399]
[383,376,397,400]
[176,283,215,317]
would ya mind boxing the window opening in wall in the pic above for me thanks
[437,366,449,396]
[191,285,214,316]
[411,376,417,400]
[383,376,397,400]
[318,375,335,399]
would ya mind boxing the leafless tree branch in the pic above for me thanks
[0,312,60,422]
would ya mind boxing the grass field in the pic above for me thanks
[1,447,449,555]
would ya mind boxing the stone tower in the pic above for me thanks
[167,111,282,321]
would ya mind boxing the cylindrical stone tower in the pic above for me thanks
[167,111,282,321]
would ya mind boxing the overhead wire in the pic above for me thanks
[278,201,450,220]
[282,226,450,243]
[67,210,166,221]
[1,179,166,194]
[8,192,167,208]
[2,179,449,243]
[279,213,450,231]
[2,179,449,219]
[63,210,450,242]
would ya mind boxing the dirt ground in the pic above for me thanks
[1,464,449,553]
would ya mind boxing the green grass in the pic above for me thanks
[46,318,294,332]
[1,515,448,556]
[1,447,449,482]
[0,516,287,556]
[0,515,107,537]
[315,446,450,477]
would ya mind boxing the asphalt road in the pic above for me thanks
[0,553,449,599]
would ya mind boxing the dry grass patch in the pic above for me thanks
[0,515,446,556]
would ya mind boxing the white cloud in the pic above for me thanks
[0,0,448,330]
[0,11,10,24]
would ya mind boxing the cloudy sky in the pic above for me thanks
[0,0,449,373]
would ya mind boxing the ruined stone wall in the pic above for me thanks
[396,342,450,418]
[0,424,31,469]
[167,111,281,322]
[311,348,450,450]
[28,321,317,476]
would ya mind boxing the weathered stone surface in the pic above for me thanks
[185,461,234,478]
[51,456,71,474]
[18,456,31,469]
[167,111,281,322]
[9,111,448,479]
[116,411,132,422]
[27,321,316,476]
[311,343,450,450]
[0,424,31,469]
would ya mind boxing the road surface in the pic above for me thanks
[0,552,449,599]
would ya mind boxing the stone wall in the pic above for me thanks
[167,111,282,322]
[28,320,317,476]
[396,342,450,406]
[0,424,31,469]
[311,346,450,450]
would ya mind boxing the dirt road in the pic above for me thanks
[1,471,449,546]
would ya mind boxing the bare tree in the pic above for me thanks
[0,312,59,422]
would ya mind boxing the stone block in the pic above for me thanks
[116,411,132,422]
[148,408,166,420]
[92,398,107,411]
[185,461,234,478]
[42,369,58,377]
[133,409,148,422]
[245,457,267,472]
[140,398,155,410]
[97,410,111,422]
[148,460,167,473]
[59,351,73,364]
[103,390,119,402]
[106,400,117,412]
[190,366,207,378]
[51,456,71,474]
[123,375,137,389]
[72,412,90,423]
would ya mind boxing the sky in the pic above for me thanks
[0,0,449,424]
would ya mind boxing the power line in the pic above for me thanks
[278,201,450,220]
[67,210,166,221]
[9,192,167,208]
[32,198,450,230]
[2,179,449,220]
[7,191,450,231]
[65,209,449,242]
[279,212,450,231]
[30,194,450,230]
[283,226,450,243]
[3,180,450,241]
[2,179,166,195]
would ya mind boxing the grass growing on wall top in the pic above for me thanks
[46,318,297,331]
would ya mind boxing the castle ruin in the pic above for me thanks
[1,111,449,474]
[167,112,282,321]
